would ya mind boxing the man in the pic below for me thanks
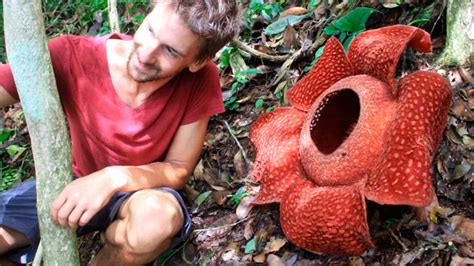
[0,0,240,265]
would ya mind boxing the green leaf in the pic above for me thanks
[384,218,400,227]
[229,52,248,76]
[0,130,12,143]
[230,186,248,206]
[274,80,287,95]
[193,190,212,212]
[230,82,240,92]
[339,31,347,43]
[241,68,263,76]
[275,91,283,99]
[133,14,145,24]
[220,46,236,68]
[307,0,320,9]
[264,13,311,36]
[6,145,26,157]
[245,238,257,254]
[255,99,264,109]
[332,7,378,33]
[261,3,283,21]
[342,33,357,52]
[304,45,325,73]
[230,102,239,110]
[265,105,276,112]
[408,18,430,26]
[225,96,237,108]
[323,24,340,36]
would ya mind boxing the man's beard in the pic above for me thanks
[126,45,163,83]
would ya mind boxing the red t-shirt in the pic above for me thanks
[0,34,224,176]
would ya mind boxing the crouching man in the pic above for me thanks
[0,0,240,265]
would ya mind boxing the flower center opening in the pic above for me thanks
[310,89,360,155]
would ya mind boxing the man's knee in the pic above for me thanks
[0,226,29,255]
[118,189,184,254]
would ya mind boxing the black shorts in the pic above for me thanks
[0,178,192,264]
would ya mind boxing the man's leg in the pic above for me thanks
[0,226,29,265]
[91,189,184,266]
[0,179,39,264]
[0,226,29,254]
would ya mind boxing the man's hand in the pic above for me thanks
[50,169,121,228]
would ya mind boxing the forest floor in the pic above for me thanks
[0,1,473,265]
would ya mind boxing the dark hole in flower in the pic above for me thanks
[310,89,360,155]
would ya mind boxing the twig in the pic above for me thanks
[224,121,249,165]
[231,39,291,62]
[180,236,195,265]
[193,214,256,233]
[431,0,447,35]
[107,0,120,33]
[32,241,43,266]
[387,228,408,251]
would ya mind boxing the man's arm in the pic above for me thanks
[106,117,209,190]
[51,118,210,227]
[0,85,19,108]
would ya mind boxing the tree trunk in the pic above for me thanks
[437,0,473,66]
[108,0,120,33]
[3,0,79,265]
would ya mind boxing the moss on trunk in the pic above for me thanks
[437,0,473,66]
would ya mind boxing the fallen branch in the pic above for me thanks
[270,34,327,87]
[231,39,290,62]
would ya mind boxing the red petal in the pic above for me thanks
[249,107,307,204]
[366,71,452,207]
[280,180,374,255]
[348,25,432,94]
[286,37,353,111]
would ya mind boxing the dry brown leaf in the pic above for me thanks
[192,159,204,180]
[244,218,255,240]
[253,252,266,263]
[233,150,247,178]
[466,88,474,110]
[279,7,308,19]
[195,213,239,243]
[222,242,239,262]
[454,216,474,240]
[459,241,474,257]
[283,26,299,49]
[212,190,232,206]
[268,238,287,253]
[253,237,287,263]
[451,102,474,121]
[448,69,464,88]
[349,257,364,266]
[236,196,255,219]
[204,169,230,191]
[183,184,200,203]
[450,255,474,266]
[267,254,285,266]
[459,67,474,84]
[431,37,444,49]
[255,44,272,54]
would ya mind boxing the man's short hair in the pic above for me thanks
[155,0,241,64]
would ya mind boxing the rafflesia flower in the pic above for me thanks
[249,25,452,255]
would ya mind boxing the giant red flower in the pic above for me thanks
[250,25,452,255]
